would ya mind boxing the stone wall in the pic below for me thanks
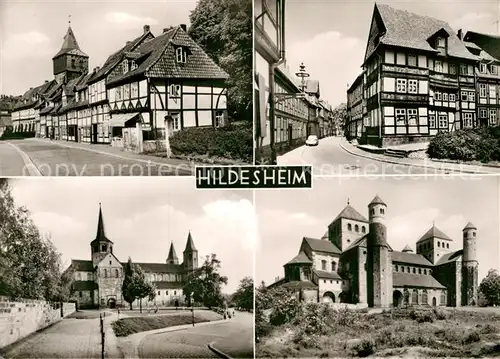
[0,297,76,349]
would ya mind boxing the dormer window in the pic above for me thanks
[176,47,187,63]
[480,63,487,74]
[130,60,137,71]
[491,65,498,75]
[436,37,445,48]
[122,60,129,74]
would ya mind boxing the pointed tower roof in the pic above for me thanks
[184,231,197,252]
[331,204,368,224]
[402,244,413,253]
[463,222,477,230]
[53,26,88,59]
[369,194,386,206]
[417,224,452,243]
[91,203,113,244]
[167,242,178,261]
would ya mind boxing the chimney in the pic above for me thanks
[144,24,150,34]
[180,24,187,32]
[458,29,463,40]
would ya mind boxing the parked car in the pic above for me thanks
[305,135,319,146]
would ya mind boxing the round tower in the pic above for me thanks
[366,195,392,308]
[462,222,478,306]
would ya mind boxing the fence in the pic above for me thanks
[0,296,76,349]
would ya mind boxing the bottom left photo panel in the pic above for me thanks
[0,177,255,359]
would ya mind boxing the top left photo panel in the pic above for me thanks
[0,0,253,177]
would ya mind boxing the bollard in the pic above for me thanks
[101,331,105,359]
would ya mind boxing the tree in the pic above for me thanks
[331,103,348,137]
[0,179,64,301]
[121,258,156,312]
[183,253,228,308]
[232,276,253,311]
[479,269,500,306]
[189,0,252,123]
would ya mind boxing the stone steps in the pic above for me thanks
[385,149,408,158]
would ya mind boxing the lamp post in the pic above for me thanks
[295,62,310,93]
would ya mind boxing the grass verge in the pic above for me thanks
[111,314,210,337]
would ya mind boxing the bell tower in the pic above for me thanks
[462,222,479,306]
[91,203,114,266]
[183,231,198,272]
[53,18,89,84]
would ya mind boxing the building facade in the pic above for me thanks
[346,3,499,147]
[66,204,198,309]
[269,195,479,308]
[11,23,228,152]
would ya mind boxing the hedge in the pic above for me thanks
[169,124,252,163]
[0,131,36,140]
[427,127,500,163]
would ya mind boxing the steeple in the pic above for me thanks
[90,203,113,265]
[53,21,89,84]
[94,202,111,242]
[167,242,179,265]
[53,25,88,59]
[183,231,198,271]
[184,230,197,252]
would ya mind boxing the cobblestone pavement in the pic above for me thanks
[2,311,118,358]
[0,139,195,176]
[139,311,253,358]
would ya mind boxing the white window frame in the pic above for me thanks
[480,108,487,118]
[407,108,418,125]
[122,60,129,74]
[461,91,468,101]
[130,60,138,71]
[480,84,487,97]
[116,87,122,101]
[463,112,473,128]
[170,84,181,98]
[490,109,497,125]
[438,114,448,129]
[408,54,417,67]
[429,114,436,128]
[468,91,476,102]
[449,63,456,75]
[408,79,418,94]
[449,93,455,102]
[171,113,180,131]
[460,64,467,75]
[395,108,406,123]
[480,63,487,74]
[396,79,407,93]
[176,47,186,63]
[443,93,449,101]
[435,60,443,73]
[436,92,442,101]
[215,111,224,127]
[489,84,496,98]
[491,65,498,75]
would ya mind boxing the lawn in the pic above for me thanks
[66,310,112,319]
[111,314,211,337]
[256,306,500,358]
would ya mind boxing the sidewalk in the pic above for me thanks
[31,138,201,170]
[340,138,500,174]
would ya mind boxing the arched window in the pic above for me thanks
[355,224,359,232]
[401,266,405,273]
[440,291,446,306]
[422,290,428,305]
[437,242,440,248]
[331,261,336,271]
[446,243,449,248]
[321,260,327,270]
[413,267,416,274]
[380,208,385,214]
[362,226,366,233]
[347,223,352,231]
[418,268,421,274]
[473,232,476,237]
[115,269,119,278]
[412,290,418,304]
[424,269,427,275]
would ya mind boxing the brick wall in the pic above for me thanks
[0,297,76,349]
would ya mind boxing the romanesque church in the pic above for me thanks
[66,204,198,308]
[269,195,479,307]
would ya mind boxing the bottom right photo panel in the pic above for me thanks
[255,176,500,358]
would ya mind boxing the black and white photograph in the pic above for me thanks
[255,176,500,358]
[0,178,255,358]
[255,0,500,174]
[0,0,252,176]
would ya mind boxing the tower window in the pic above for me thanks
[413,267,416,274]
[71,58,76,68]
[355,224,359,232]
[401,266,404,273]
[424,269,427,275]
[115,269,119,277]
[79,291,82,298]
[395,265,398,272]
[174,291,177,295]
[473,232,476,237]
[102,244,107,252]
[321,260,327,270]
[446,243,449,249]
[438,242,440,248]
[371,209,375,215]
[361,226,366,233]
[380,208,385,214]
[418,268,421,274]
[104,269,107,278]
[331,261,336,271]
[347,223,352,231]
[158,291,161,295]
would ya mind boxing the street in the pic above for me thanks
[138,311,254,358]
[0,139,195,176]
[277,136,500,175]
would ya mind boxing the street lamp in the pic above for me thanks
[295,62,310,92]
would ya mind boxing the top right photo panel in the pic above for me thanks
[254,0,500,176]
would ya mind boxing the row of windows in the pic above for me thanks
[347,223,366,233]
[479,83,497,98]
[320,260,337,271]
[403,289,446,306]
[157,290,178,296]
[274,116,306,144]
[322,279,340,285]
[394,265,432,275]
[431,91,456,102]
[479,63,498,75]
[396,78,419,94]
[418,241,450,252]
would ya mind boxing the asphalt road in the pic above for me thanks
[0,139,194,176]
[138,311,253,358]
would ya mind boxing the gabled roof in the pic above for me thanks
[391,251,432,266]
[344,234,368,252]
[435,249,462,266]
[314,269,342,280]
[72,281,97,291]
[366,3,478,62]
[126,262,185,273]
[53,26,88,59]
[416,224,452,243]
[281,280,317,289]
[285,250,312,265]
[302,237,341,254]
[402,244,413,253]
[393,272,446,289]
[107,26,228,85]
[304,79,320,96]
[71,259,94,271]
[331,204,369,224]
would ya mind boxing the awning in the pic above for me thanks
[108,113,141,127]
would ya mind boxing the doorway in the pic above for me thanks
[107,298,116,309]
[92,124,98,144]
[432,297,437,306]
[393,290,403,307]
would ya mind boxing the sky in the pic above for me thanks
[0,0,198,95]
[283,0,500,107]
[8,178,255,294]
[256,176,500,286]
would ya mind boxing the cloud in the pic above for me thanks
[286,31,365,107]
[451,12,492,31]
[104,12,158,27]
[2,31,54,60]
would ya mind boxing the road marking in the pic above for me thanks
[28,139,194,175]
[7,142,42,176]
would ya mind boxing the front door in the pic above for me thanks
[108,298,116,309]
[92,124,98,144]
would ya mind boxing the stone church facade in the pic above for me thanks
[269,195,479,308]
[65,204,198,309]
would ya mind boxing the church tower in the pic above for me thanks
[462,222,479,305]
[183,231,198,271]
[366,195,392,307]
[91,203,114,266]
[53,22,89,84]
[167,242,179,265]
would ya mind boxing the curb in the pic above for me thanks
[7,142,42,176]
[339,143,490,175]
[208,342,232,359]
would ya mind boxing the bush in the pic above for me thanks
[0,130,36,140]
[427,127,500,163]
[352,338,376,357]
[169,124,252,162]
